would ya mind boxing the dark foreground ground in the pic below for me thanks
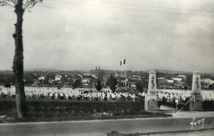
[152,129,214,136]
[0,112,213,136]
[108,129,214,136]
[0,109,170,123]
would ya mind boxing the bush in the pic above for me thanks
[0,100,145,115]
[203,101,214,111]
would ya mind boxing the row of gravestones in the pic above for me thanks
[145,70,203,111]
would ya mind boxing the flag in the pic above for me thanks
[123,59,126,65]
[120,59,126,66]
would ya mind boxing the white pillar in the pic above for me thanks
[145,70,159,111]
[189,71,203,111]
[191,71,201,95]
[148,70,157,93]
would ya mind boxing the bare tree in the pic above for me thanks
[0,0,43,118]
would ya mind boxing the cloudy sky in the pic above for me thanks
[0,0,214,72]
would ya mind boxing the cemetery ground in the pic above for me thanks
[0,98,214,136]
[0,99,170,123]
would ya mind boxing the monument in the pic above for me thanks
[145,70,159,111]
[189,71,203,111]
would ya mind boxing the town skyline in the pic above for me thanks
[1,67,214,75]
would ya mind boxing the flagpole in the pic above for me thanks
[120,58,127,90]
[125,67,127,90]
[124,58,127,90]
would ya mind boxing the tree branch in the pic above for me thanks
[0,1,15,7]
[23,0,33,9]
[0,0,43,9]
[23,0,43,10]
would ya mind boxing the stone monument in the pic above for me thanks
[189,71,203,111]
[145,70,159,111]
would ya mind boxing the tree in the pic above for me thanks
[185,74,192,90]
[106,74,117,93]
[209,84,214,90]
[95,78,102,91]
[72,79,81,89]
[136,81,144,93]
[4,82,12,88]
[0,0,43,118]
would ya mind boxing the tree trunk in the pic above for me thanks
[12,0,27,118]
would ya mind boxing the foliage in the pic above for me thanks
[0,100,172,123]
[209,84,214,89]
[203,101,214,111]
[95,78,102,91]
[107,74,117,92]
[0,0,43,9]
[185,74,192,89]
[92,112,113,118]
[135,81,144,93]
[0,100,145,115]
[136,77,148,92]
[4,82,11,88]
[72,79,81,89]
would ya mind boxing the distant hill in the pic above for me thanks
[25,68,60,72]
[0,69,213,76]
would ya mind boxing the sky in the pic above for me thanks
[0,0,214,72]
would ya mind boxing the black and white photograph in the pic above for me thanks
[0,0,214,135]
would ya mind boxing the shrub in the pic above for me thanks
[0,100,145,115]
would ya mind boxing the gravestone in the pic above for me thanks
[145,70,159,111]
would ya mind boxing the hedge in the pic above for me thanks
[203,101,214,111]
[1,100,213,115]
[0,100,145,114]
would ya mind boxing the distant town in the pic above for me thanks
[0,66,214,91]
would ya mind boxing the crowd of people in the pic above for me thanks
[0,86,213,102]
